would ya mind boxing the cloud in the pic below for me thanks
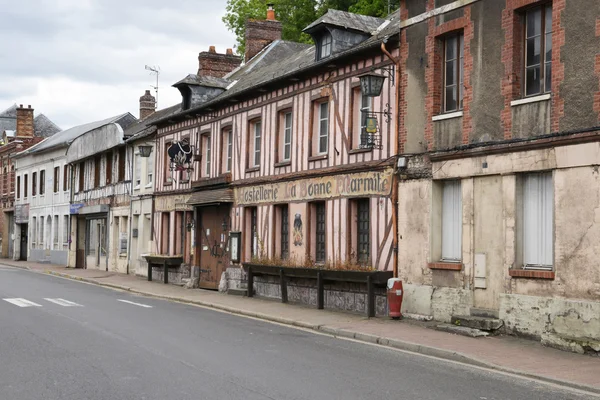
[0,0,237,129]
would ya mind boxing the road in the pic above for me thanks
[0,265,596,400]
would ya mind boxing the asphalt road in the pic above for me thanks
[0,265,596,400]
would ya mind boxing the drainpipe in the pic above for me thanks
[381,40,401,279]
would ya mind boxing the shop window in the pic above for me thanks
[443,33,464,113]
[161,212,170,255]
[310,202,326,263]
[245,207,258,260]
[351,199,370,265]
[274,205,289,260]
[524,4,552,96]
[519,172,553,269]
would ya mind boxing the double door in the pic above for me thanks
[197,205,230,290]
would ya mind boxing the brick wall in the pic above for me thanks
[16,105,34,137]
[245,19,282,62]
[198,46,242,78]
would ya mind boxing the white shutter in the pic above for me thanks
[442,180,462,260]
[523,172,553,267]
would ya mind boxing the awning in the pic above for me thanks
[187,188,234,206]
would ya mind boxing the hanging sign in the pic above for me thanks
[365,116,378,134]
[168,139,193,172]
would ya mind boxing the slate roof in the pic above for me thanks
[173,74,230,90]
[17,112,135,157]
[303,9,385,34]
[156,9,400,124]
[0,104,62,137]
[125,104,181,142]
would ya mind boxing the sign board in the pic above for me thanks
[15,204,29,224]
[234,168,393,206]
[229,232,241,263]
[365,116,378,134]
[70,203,85,214]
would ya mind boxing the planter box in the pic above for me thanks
[143,255,184,284]
[243,263,393,317]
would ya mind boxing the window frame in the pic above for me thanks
[53,166,60,193]
[442,32,464,113]
[319,32,332,60]
[313,201,326,263]
[204,134,211,177]
[281,111,293,162]
[39,170,45,195]
[356,198,370,265]
[16,175,20,199]
[520,172,554,269]
[253,121,262,168]
[441,180,462,262]
[315,101,329,155]
[24,174,28,199]
[524,3,552,97]
[63,165,70,192]
[32,171,37,197]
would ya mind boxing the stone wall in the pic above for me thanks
[148,264,191,285]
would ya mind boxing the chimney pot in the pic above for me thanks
[226,48,233,56]
[28,105,31,109]
[266,3,275,20]
[209,46,216,53]
[145,90,151,95]
[19,104,23,108]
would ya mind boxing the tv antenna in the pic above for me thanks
[144,65,160,108]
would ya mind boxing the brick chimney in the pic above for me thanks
[139,90,156,120]
[16,105,34,137]
[244,3,282,63]
[197,46,242,78]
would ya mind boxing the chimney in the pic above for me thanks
[198,46,242,78]
[139,90,156,120]
[16,104,34,137]
[244,3,282,63]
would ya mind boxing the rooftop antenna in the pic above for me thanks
[144,65,160,108]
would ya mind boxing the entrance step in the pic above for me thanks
[451,315,504,332]
[470,307,499,319]
[435,324,489,338]
[227,288,247,296]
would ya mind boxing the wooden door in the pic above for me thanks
[19,224,28,261]
[198,205,230,290]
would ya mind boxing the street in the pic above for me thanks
[0,265,596,400]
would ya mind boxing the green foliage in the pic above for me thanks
[222,0,397,56]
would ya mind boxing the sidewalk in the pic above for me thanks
[4,259,599,394]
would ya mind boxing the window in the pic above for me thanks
[53,167,59,193]
[314,202,326,263]
[39,170,45,195]
[134,153,141,187]
[247,207,258,259]
[280,112,293,162]
[146,148,154,185]
[24,174,28,198]
[525,4,552,96]
[32,217,37,246]
[119,216,128,256]
[106,152,113,185]
[63,165,70,191]
[118,147,126,182]
[94,156,101,188]
[32,172,37,196]
[278,205,289,260]
[441,180,462,261]
[53,215,58,249]
[16,176,20,199]
[522,172,553,268]
[87,219,98,256]
[204,134,211,176]
[443,33,464,113]
[353,88,373,148]
[251,121,261,168]
[356,199,370,265]
[39,217,44,249]
[63,215,69,249]
[222,129,233,173]
[78,162,85,192]
[164,142,171,183]
[319,32,332,59]
[315,102,329,155]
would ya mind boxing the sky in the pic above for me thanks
[0,0,237,130]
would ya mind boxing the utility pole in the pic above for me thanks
[144,65,160,108]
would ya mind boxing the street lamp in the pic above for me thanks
[138,145,153,158]
[359,72,387,97]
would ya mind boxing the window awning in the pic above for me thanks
[187,188,234,206]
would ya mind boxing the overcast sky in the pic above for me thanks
[0,0,236,130]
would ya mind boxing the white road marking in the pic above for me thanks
[44,298,83,307]
[117,299,152,308]
[3,298,42,307]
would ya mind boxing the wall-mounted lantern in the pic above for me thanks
[359,72,387,97]
[138,145,153,158]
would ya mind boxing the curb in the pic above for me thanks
[41,269,600,396]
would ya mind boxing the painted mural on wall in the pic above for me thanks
[234,168,393,206]
[293,213,303,246]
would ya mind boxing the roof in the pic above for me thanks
[173,74,230,90]
[187,188,234,206]
[17,112,135,157]
[0,104,62,138]
[303,9,385,34]
[125,104,181,142]
[157,9,400,124]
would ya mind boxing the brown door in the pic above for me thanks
[198,205,231,290]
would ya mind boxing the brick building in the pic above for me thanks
[396,0,600,351]
[0,104,60,258]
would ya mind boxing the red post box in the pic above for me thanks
[387,278,403,320]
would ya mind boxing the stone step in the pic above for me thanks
[227,288,247,297]
[470,307,499,319]
[435,324,489,338]
[451,315,504,331]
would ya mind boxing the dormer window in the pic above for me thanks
[319,32,332,59]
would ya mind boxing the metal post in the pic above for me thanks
[317,272,324,310]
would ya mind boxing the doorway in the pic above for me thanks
[197,205,231,290]
[19,224,28,261]
[86,218,107,271]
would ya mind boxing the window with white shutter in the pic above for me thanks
[522,172,553,269]
[441,180,462,261]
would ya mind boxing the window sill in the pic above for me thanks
[308,154,328,162]
[144,183,153,189]
[428,262,463,271]
[134,186,141,191]
[180,179,190,184]
[274,161,291,168]
[163,181,173,186]
[349,148,373,154]
[245,167,260,173]
[432,111,463,122]
[510,93,551,107]
[509,269,555,280]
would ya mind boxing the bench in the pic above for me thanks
[143,255,184,284]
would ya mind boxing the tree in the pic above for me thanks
[222,0,397,56]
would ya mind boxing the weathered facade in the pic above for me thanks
[153,8,400,314]
[66,113,136,273]
[396,0,600,351]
